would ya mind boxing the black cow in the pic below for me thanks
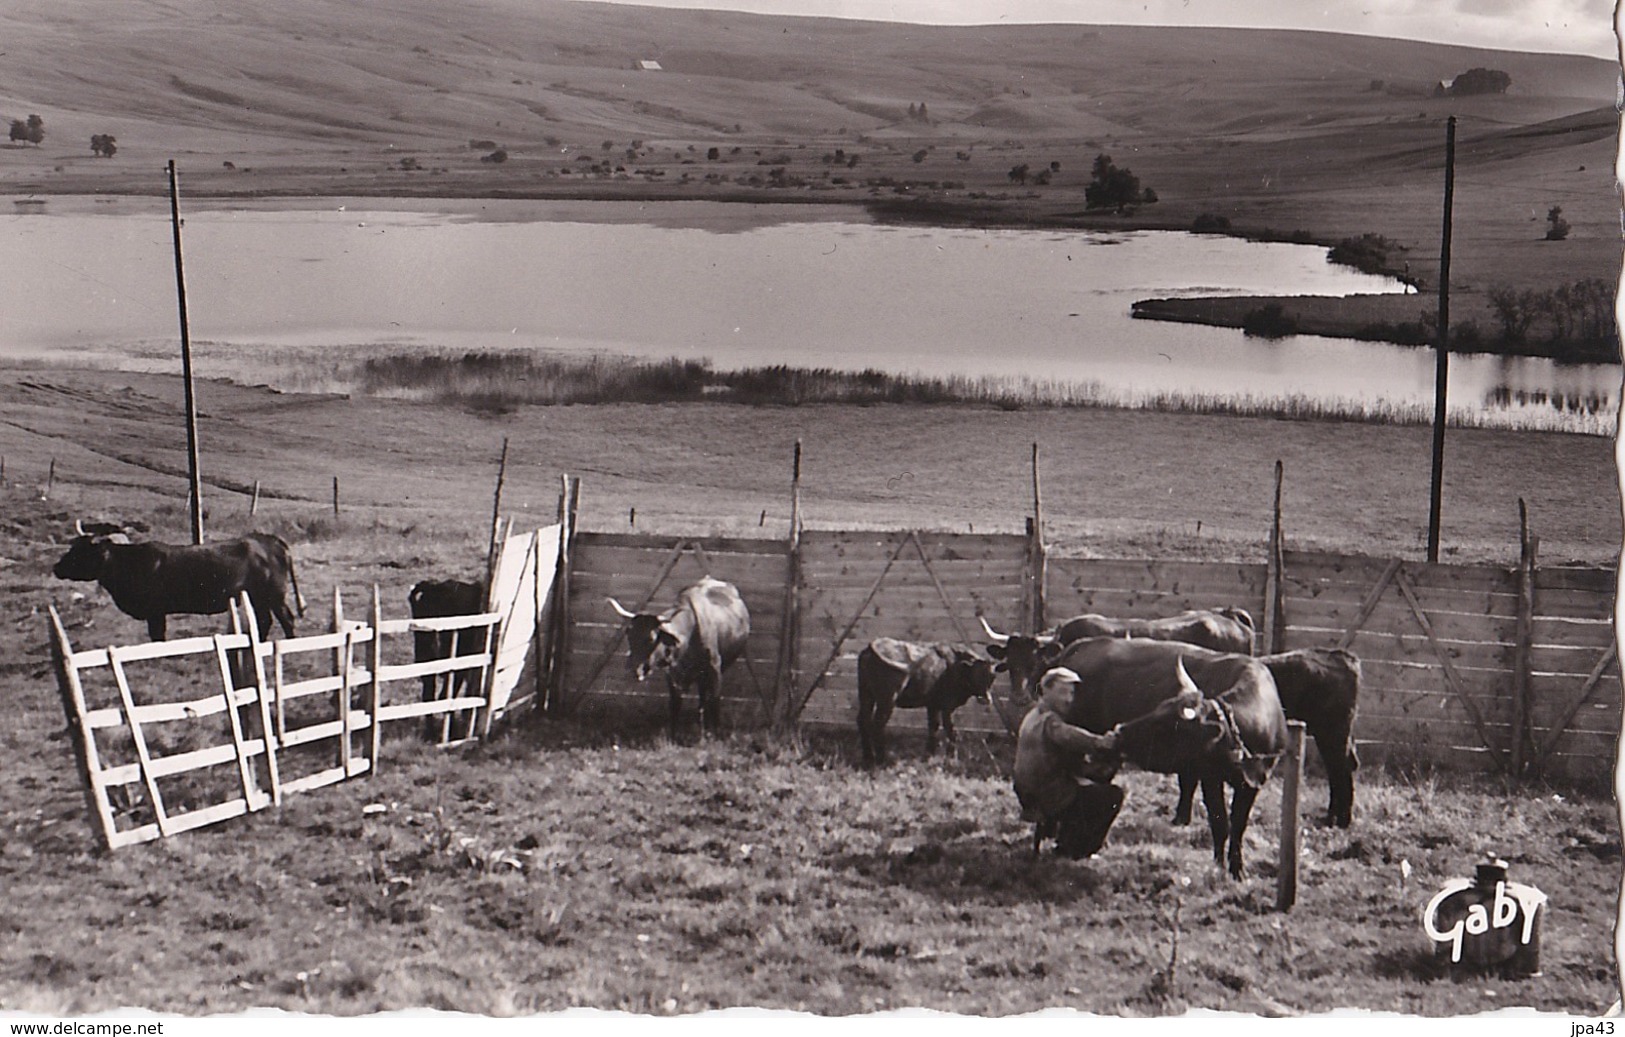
[608,576,750,737]
[981,608,1256,698]
[1054,637,1287,878]
[855,638,997,767]
[53,525,304,640]
[1172,647,1362,828]
[407,577,490,741]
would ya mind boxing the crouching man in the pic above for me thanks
[1014,666,1125,859]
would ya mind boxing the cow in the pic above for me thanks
[608,576,750,737]
[1171,647,1361,828]
[980,607,1256,698]
[1049,637,1287,878]
[407,577,490,742]
[855,638,998,767]
[52,523,304,641]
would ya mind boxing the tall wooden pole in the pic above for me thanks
[1426,117,1456,563]
[1030,442,1047,632]
[1262,460,1285,655]
[774,441,803,727]
[486,437,510,584]
[168,160,205,545]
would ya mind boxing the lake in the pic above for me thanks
[4,198,1616,429]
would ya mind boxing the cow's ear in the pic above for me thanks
[656,626,681,646]
[986,643,1007,661]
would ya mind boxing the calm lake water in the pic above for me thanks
[4,199,1616,427]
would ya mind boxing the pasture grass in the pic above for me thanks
[141,341,1617,436]
[0,710,1614,1017]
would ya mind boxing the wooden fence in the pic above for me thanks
[557,530,1617,785]
[50,591,504,851]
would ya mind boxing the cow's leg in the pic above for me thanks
[1224,783,1261,879]
[856,694,876,767]
[940,709,959,755]
[147,615,167,641]
[1199,776,1230,869]
[871,695,896,766]
[698,670,722,738]
[667,677,684,739]
[1314,729,1357,828]
[925,709,941,756]
[1172,772,1198,825]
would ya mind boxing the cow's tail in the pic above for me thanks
[277,534,307,617]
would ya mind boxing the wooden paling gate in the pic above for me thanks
[559,533,789,727]
[49,591,507,851]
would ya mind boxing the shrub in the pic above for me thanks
[1241,304,1299,339]
[1328,234,1398,276]
[1192,214,1231,233]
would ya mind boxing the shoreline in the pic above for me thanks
[10,187,1617,366]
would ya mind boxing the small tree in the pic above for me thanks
[1545,205,1570,241]
[1085,153,1152,212]
[9,120,29,144]
[24,114,44,145]
[90,134,117,157]
[1487,286,1538,341]
[1008,163,1029,184]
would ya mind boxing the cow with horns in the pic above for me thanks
[52,521,305,641]
[855,638,998,767]
[980,609,1256,698]
[608,576,750,737]
[1049,637,1288,878]
[1172,647,1362,829]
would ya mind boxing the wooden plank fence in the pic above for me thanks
[558,533,790,728]
[560,530,1616,785]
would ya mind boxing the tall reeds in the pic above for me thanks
[179,343,1616,436]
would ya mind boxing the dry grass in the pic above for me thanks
[0,708,1614,1017]
[147,343,1619,437]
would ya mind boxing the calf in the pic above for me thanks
[856,638,997,766]
[407,577,490,741]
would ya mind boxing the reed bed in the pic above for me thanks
[140,341,1620,436]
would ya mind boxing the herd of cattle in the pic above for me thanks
[49,525,1359,876]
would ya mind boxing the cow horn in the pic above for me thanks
[606,597,638,619]
[979,615,1010,644]
[1175,656,1200,696]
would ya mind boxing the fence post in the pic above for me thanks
[774,441,803,729]
[1276,720,1306,912]
[486,437,510,583]
[1262,460,1285,654]
[1029,442,1047,633]
[368,585,384,771]
[1512,499,1538,778]
[47,607,117,852]
[332,476,340,517]
[249,480,260,517]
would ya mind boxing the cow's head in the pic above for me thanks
[980,616,1059,700]
[53,521,130,581]
[1108,658,1228,770]
[948,646,998,708]
[609,597,686,681]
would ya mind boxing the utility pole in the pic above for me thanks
[168,160,205,545]
[1426,116,1455,563]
